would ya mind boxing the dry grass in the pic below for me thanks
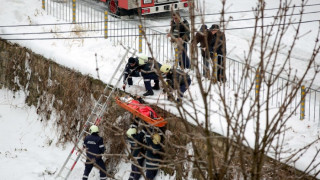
[0,39,316,179]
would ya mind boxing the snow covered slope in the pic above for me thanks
[0,0,320,179]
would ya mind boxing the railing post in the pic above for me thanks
[213,53,218,81]
[72,0,76,23]
[174,47,179,67]
[42,0,45,10]
[138,25,142,53]
[300,85,305,120]
[255,68,261,100]
[104,11,108,39]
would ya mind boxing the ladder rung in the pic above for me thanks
[64,167,71,171]
[98,105,105,110]
[96,104,105,111]
[93,112,100,117]
[56,174,65,179]
[94,104,103,109]
[92,109,101,115]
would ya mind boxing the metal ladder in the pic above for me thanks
[55,47,136,180]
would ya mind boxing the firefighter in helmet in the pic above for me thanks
[122,55,144,91]
[126,118,146,180]
[138,56,162,96]
[160,64,191,101]
[83,125,107,180]
[144,126,164,180]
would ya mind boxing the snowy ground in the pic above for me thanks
[0,89,177,180]
[1,0,320,179]
[0,89,66,180]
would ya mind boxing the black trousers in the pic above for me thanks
[142,73,159,91]
[217,55,225,82]
[128,157,145,180]
[127,71,140,85]
[179,42,190,69]
[146,169,158,180]
[83,158,107,180]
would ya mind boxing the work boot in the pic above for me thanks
[143,90,154,96]
[152,84,160,90]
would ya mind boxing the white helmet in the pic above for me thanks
[160,64,171,73]
[89,125,99,134]
[138,54,148,65]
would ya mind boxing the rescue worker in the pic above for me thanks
[122,56,141,91]
[144,126,164,180]
[160,64,191,101]
[209,24,227,82]
[167,11,191,69]
[193,24,213,78]
[83,125,107,180]
[126,118,146,180]
[138,57,162,96]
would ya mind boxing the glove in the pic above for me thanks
[137,96,145,104]
[163,88,166,93]
[165,130,173,137]
[122,84,126,91]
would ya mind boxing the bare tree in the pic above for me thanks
[125,0,320,179]
[7,0,318,179]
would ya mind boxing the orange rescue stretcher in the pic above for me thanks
[115,96,167,127]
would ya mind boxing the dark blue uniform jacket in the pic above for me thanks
[170,18,190,42]
[165,69,191,89]
[209,31,226,56]
[123,58,140,84]
[137,61,162,76]
[143,127,164,169]
[84,133,105,159]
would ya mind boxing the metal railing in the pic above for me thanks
[44,0,320,126]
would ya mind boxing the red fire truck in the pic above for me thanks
[100,0,189,15]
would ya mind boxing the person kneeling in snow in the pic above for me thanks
[160,64,191,102]
[83,125,107,180]
[122,56,143,91]
[138,56,162,96]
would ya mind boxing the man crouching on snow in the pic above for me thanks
[138,56,162,96]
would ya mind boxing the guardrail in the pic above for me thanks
[44,0,320,126]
